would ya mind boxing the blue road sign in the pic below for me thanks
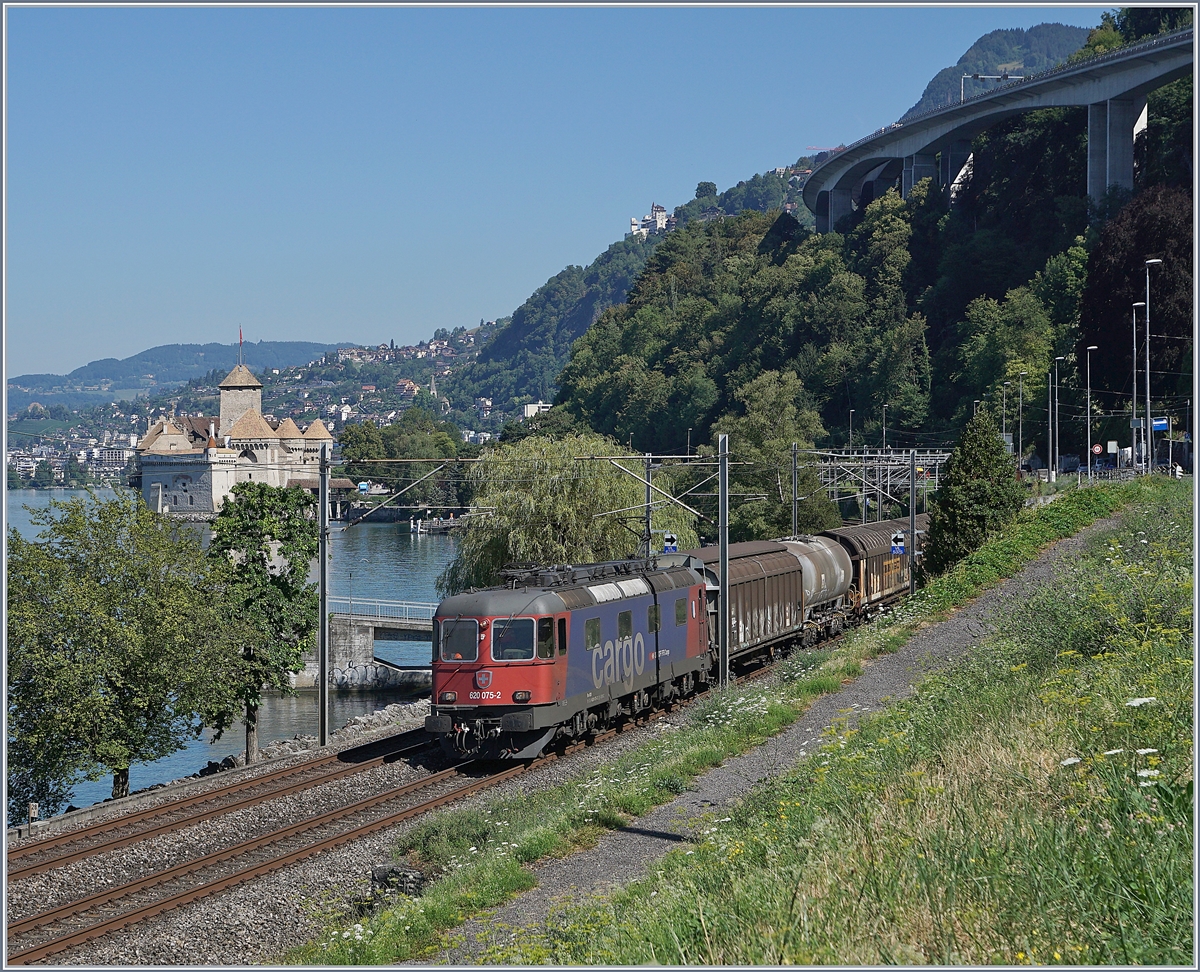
[891,544,904,554]
[1152,416,1169,432]
[663,532,678,554]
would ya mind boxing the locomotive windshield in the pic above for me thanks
[439,619,479,662]
[491,618,535,661]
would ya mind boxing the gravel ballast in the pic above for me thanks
[21,518,1116,966]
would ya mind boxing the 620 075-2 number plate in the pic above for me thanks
[469,690,503,700]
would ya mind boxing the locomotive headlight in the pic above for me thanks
[439,691,458,703]
[512,690,531,703]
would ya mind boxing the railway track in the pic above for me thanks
[6,728,433,880]
[5,757,524,965]
[5,638,843,966]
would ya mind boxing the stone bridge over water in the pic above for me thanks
[803,27,1193,231]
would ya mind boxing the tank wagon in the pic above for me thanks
[425,514,927,759]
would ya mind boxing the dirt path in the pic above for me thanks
[429,517,1117,965]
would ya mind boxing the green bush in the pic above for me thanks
[925,409,1026,575]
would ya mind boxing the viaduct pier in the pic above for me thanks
[803,27,1193,231]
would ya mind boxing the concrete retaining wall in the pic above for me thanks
[294,613,433,690]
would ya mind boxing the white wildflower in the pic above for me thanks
[1137,768,1160,778]
[1136,748,1158,755]
[1102,748,1125,756]
[1060,757,1081,767]
[1125,697,1156,707]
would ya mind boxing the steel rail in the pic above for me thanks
[7,729,429,876]
[8,574,918,964]
[6,761,529,965]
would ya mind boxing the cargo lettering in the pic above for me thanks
[590,633,646,689]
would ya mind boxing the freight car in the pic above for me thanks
[425,515,926,759]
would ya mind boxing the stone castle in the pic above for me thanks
[137,364,337,514]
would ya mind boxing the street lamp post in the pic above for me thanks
[1018,372,1027,474]
[1054,356,1065,475]
[1133,302,1145,471]
[1003,381,1010,439]
[1086,346,1097,482]
[1047,369,1054,481]
[882,404,888,450]
[973,399,980,416]
[686,428,691,457]
[1146,259,1162,471]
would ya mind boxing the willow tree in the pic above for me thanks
[438,432,699,596]
[208,482,318,764]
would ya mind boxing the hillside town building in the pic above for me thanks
[137,363,343,515]
[627,202,676,240]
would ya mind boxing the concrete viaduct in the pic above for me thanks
[803,27,1193,232]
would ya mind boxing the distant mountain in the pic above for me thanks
[903,23,1090,118]
[7,341,345,412]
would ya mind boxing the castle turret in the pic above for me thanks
[218,364,263,437]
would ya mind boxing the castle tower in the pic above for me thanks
[218,364,263,437]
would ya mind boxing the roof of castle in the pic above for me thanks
[227,408,278,440]
[219,364,263,389]
[302,418,333,440]
[140,417,192,453]
[274,417,304,439]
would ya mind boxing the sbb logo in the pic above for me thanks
[475,670,493,689]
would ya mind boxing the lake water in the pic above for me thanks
[6,488,456,810]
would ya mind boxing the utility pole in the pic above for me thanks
[1146,259,1162,470]
[1086,346,1097,482]
[909,448,917,596]
[1002,381,1010,438]
[1047,370,1054,482]
[718,434,730,690]
[644,453,652,558]
[1018,372,1026,475]
[791,441,798,537]
[1132,302,1142,470]
[318,441,330,747]
[1054,356,1064,476]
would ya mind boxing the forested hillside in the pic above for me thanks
[903,22,1089,116]
[444,235,659,412]
[553,8,1192,473]
[447,168,818,415]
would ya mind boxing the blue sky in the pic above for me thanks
[5,4,1106,377]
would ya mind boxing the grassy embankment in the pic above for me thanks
[294,477,1190,965]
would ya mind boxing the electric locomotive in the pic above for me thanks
[424,558,709,759]
[425,514,927,759]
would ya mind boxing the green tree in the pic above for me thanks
[438,433,698,596]
[208,483,319,764]
[7,466,23,489]
[338,421,384,481]
[32,460,54,488]
[924,410,1025,575]
[695,181,717,199]
[709,370,840,541]
[6,492,233,808]
[63,456,88,486]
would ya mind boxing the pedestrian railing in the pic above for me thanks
[328,597,438,620]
